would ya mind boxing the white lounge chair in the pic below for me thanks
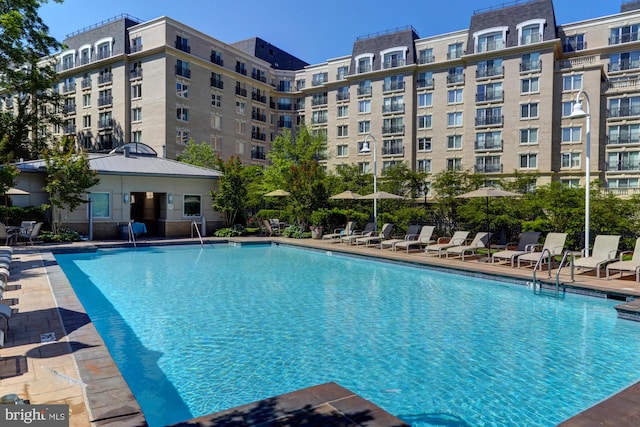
[380,224,421,250]
[341,222,375,245]
[572,234,620,278]
[322,221,354,242]
[492,232,541,267]
[355,223,395,247]
[425,231,470,258]
[606,237,640,281]
[445,232,492,261]
[394,225,435,253]
[517,232,568,269]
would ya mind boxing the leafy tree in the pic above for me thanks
[43,137,100,234]
[176,140,218,169]
[0,0,63,160]
[211,156,246,227]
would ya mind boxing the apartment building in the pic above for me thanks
[41,0,640,195]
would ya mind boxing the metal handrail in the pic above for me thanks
[532,248,552,290]
[191,221,203,245]
[127,222,137,248]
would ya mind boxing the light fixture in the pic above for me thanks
[359,134,377,230]
[167,193,173,205]
[123,193,129,204]
[568,90,591,257]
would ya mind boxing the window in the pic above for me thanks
[176,82,189,98]
[358,100,371,113]
[358,162,371,174]
[176,129,190,145]
[90,193,110,218]
[564,34,585,52]
[383,49,406,69]
[447,135,462,149]
[236,100,246,115]
[476,30,505,53]
[211,93,222,107]
[211,135,221,151]
[608,151,640,171]
[337,105,349,118]
[311,110,327,124]
[337,125,348,137]
[477,83,502,102]
[132,130,142,143]
[236,141,245,154]
[447,42,464,60]
[357,80,372,96]
[131,107,142,122]
[448,89,463,104]
[417,159,431,172]
[447,158,462,170]
[520,128,538,145]
[520,52,541,72]
[336,86,349,101]
[610,51,640,72]
[561,179,581,188]
[383,96,404,113]
[477,58,503,78]
[183,195,201,217]
[236,120,246,134]
[383,75,404,92]
[608,178,640,189]
[82,115,91,128]
[520,154,537,169]
[382,160,401,171]
[520,103,539,119]
[563,74,582,91]
[337,145,348,156]
[610,24,640,45]
[417,71,434,88]
[358,121,370,134]
[476,156,501,173]
[176,59,190,78]
[97,41,110,59]
[418,115,432,129]
[312,72,328,86]
[608,124,640,144]
[476,131,502,149]
[62,53,74,70]
[177,107,189,122]
[337,66,349,80]
[131,36,142,52]
[418,93,433,107]
[562,127,581,143]
[519,23,542,45]
[447,67,464,84]
[447,112,463,127]
[561,152,581,169]
[82,94,91,107]
[79,47,90,65]
[562,101,574,117]
[357,55,372,73]
[132,84,142,99]
[608,96,640,117]
[418,48,434,64]
[521,77,539,93]
[418,137,432,151]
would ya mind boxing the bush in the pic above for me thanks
[214,224,246,237]
[39,228,81,242]
[281,225,308,239]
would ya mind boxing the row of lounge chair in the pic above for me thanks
[0,246,13,347]
[321,222,640,282]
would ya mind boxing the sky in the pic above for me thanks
[40,0,623,65]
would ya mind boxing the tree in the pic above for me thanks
[43,137,100,234]
[211,156,247,227]
[176,140,218,170]
[0,0,63,160]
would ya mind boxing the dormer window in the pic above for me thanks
[381,47,407,69]
[61,51,75,70]
[95,37,114,60]
[79,44,91,65]
[517,19,545,45]
[473,27,507,53]
[356,54,373,73]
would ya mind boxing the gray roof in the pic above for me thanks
[16,153,222,178]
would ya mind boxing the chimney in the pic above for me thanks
[123,146,130,157]
[622,0,640,12]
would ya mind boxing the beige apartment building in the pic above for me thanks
[44,0,640,195]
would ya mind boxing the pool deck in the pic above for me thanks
[2,235,640,426]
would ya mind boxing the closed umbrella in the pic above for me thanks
[456,187,520,260]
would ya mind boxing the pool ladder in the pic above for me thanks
[127,222,137,248]
[191,221,203,245]
[531,248,568,298]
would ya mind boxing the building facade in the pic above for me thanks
[39,0,640,196]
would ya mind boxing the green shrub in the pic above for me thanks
[40,228,81,242]
[282,225,308,238]
[214,224,246,237]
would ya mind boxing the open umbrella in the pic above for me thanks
[456,187,520,261]
[329,190,362,222]
[3,188,30,224]
[264,189,290,220]
[359,191,405,200]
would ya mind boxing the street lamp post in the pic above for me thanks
[360,134,377,230]
[569,90,591,257]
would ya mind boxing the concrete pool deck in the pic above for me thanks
[2,235,640,426]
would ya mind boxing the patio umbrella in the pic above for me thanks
[456,187,520,260]
[3,188,30,224]
[329,190,362,221]
[264,189,290,219]
[359,191,405,200]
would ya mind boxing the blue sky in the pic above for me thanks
[40,0,622,65]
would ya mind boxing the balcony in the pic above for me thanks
[606,161,640,171]
[609,60,640,73]
[251,149,266,160]
[382,81,405,92]
[312,78,328,86]
[252,72,267,83]
[563,41,587,53]
[277,119,292,129]
[81,77,91,89]
[382,146,404,156]
[210,54,223,66]
[62,82,76,93]
[475,163,503,173]
[98,96,113,107]
[416,78,434,89]
[476,66,504,79]
[175,67,191,78]
[251,131,266,141]
[129,68,143,80]
[382,125,405,135]
[474,140,503,151]
[63,125,76,134]
[357,64,372,74]
[62,104,76,114]
[130,44,143,53]
[236,64,247,75]
[475,40,505,53]
[603,186,640,196]
[520,60,541,72]
[235,87,247,97]
[608,106,640,118]
[175,41,191,53]
[336,92,350,101]
[98,119,113,129]
[295,102,305,110]
[383,59,406,69]
[357,87,372,96]
[475,115,503,127]
[252,93,266,103]
[382,104,405,114]
[418,55,435,64]
[210,78,224,90]
[607,136,640,145]
[277,103,292,111]
[610,32,640,45]
[520,33,541,45]
[476,92,503,103]
[447,74,465,85]
[447,50,463,60]
[310,118,328,125]
[252,111,266,122]
[98,73,113,85]
[311,96,328,106]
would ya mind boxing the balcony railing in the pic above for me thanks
[382,146,404,156]
[252,72,267,83]
[312,78,328,86]
[175,67,191,78]
[251,131,266,141]
[447,50,463,60]
[236,65,247,75]
[63,125,76,134]
[416,78,434,89]
[475,40,505,53]
[175,41,191,53]
[251,112,266,122]
[382,125,405,135]
[603,187,640,196]
[357,87,372,96]
[476,66,504,79]
[610,31,640,45]
[63,104,76,114]
[447,74,465,85]
[98,96,113,107]
[474,139,503,150]
[475,115,503,127]
[98,73,113,84]
[252,93,266,103]
[476,92,504,103]
[607,136,640,145]
[475,163,503,173]
[210,78,224,89]
[295,102,305,110]
[311,96,328,106]
[310,117,328,124]
[383,81,405,92]
[277,119,292,128]
[235,87,247,97]
[336,92,350,101]
[383,59,406,69]
[210,55,223,66]
[563,41,587,52]
[521,33,541,45]
[62,83,76,93]
[382,104,405,114]
[609,60,640,72]
[520,60,542,72]
[97,119,113,129]
[418,55,435,64]
[81,78,91,89]
[129,68,143,80]
[357,64,372,73]
[608,106,640,118]
[130,44,143,53]
[606,161,640,171]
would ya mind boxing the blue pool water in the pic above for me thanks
[55,244,640,426]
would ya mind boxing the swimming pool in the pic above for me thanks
[54,243,640,426]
